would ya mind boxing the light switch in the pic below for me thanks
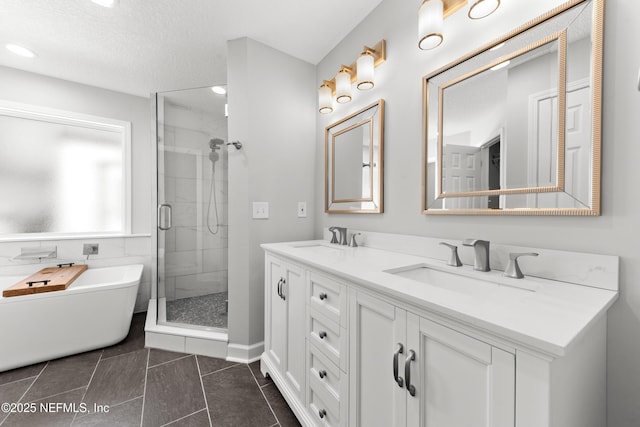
[297,202,307,218]
[252,202,269,219]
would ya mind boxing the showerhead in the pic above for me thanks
[209,138,225,151]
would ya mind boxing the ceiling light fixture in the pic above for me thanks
[317,39,386,114]
[211,86,227,95]
[91,0,118,8]
[418,0,500,51]
[5,44,36,58]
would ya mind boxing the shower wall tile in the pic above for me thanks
[175,177,198,203]
[172,202,198,228]
[163,177,176,202]
[203,248,227,273]
[166,250,199,277]
[164,276,176,301]
[174,271,227,299]
[164,227,176,252]
[175,226,199,252]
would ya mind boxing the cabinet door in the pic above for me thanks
[283,262,306,400]
[406,316,515,427]
[265,255,287,374]
[349,290,407,427]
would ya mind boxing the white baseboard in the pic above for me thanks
[227,341,264,363]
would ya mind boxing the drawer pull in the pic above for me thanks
[319,292,328,300]
[405,349,416,397]
[318,370,327,379]
[393,343,404,388]
[319,409,327,419]
[318,331,327,339]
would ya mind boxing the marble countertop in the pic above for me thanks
[262,240,618,357]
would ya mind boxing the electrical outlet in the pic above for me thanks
[297,202,307,218]
[252,202,269,219]
[83,243,99,255]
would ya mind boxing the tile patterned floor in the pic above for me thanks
[0,313,300,427]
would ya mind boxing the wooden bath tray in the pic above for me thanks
[2,264,88,297]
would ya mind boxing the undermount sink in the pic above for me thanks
[290,243,346,256]
[384,264,537,293]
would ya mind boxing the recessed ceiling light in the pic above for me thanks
[490,60,510,71]
[91,0,118,8]
[211,86,227,95]
[5,44,36,58]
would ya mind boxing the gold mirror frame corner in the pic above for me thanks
[421,0,603,216]
[325,99,385,214]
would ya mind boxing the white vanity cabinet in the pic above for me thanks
[263,254,306,405]
[349,290,515,427]
[261,241,616,427]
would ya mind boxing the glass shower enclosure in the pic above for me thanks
[155,86,228,331]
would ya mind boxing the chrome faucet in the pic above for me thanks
[439,242,462,267]
[504,252,538,279]
[328,227,348,245]
[462,239,491,272]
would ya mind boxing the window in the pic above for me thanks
[0,101,131,238]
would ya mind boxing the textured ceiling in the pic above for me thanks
[0,0,384,97]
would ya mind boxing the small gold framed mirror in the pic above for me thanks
[325,100,384,213]
[422,0,603,215]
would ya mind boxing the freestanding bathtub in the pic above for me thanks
[0,264,143,372]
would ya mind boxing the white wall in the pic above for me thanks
[227,38,316,347]
[315,1,640,425]
[0,66,153,312]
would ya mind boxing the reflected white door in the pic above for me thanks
[529,80,590,208]
[442,145,481,209]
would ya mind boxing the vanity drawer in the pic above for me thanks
[308,372,343,427]
[308,272,347,328]
[308,341,345,401]
[308,307,347,372]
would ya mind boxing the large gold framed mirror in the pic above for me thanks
[325,100,384,213]
[422,0,603,215]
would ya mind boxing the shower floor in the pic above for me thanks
[166,292,228,329]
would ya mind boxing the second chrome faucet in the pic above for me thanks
[462,239,491,272]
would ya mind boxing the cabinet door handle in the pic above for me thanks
[318,331,327,339]
[393,343,404,388]
[318,409,327,419]
[276,278,282,298]
[281,278,286,301]
[405,349,416,397]
[318,370,327,379]
[319,292,328,301]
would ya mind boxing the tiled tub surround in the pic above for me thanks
[0,236,153,313]
[0,264,143,372]
[261,232,618,426]
[0,313,299,427]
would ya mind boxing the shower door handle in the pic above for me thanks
[158,204,172,231]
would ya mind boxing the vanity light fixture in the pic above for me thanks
[418,0,500,51]
[418,0,444,50]
[318,81,334,114]
[468,0,500,20]
[356,50,375,90]
[5,44,36,58]
[335,67,353,103]
[317,39,386,113]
